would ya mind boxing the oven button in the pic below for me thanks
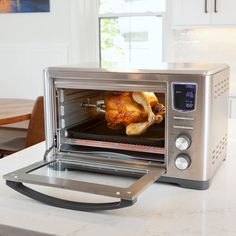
[175,135,191,151]
[175,154,191,170]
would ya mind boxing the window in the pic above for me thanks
[99,0,166,67]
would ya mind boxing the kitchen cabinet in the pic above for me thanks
[211,0,236,25]
[172,0,236,27]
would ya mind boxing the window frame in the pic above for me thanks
[98,4,168,66]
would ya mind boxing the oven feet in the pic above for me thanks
[158,176,210,190]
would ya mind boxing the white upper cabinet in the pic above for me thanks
[212,0,236,25]
[172,0,212,26]
[172,0,236,27]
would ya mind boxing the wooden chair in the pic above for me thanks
[0,96,45,158]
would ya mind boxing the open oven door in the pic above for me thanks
[3,153,165,211]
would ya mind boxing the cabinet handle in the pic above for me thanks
[214,0,218,13]
[205,0,208,13]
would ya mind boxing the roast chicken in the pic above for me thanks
[104,91,165,135]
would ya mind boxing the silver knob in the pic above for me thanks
[175,154,191,170]
[175,135,191,151]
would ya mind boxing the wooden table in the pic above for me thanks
[0,99,34,125]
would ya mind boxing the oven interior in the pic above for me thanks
[57,89,166,165]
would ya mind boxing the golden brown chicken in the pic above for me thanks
[104,91,165,135]
[104,92,147,128]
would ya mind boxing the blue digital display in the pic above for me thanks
[173,83,196,111]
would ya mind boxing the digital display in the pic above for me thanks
[173,83,196,111]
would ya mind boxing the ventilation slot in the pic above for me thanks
[214,77,229,99]
[212,134,227,165]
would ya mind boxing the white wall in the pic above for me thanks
[173,28,236,87]
[0,0,99,99]
[172,28,236,118]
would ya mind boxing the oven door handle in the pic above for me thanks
[6,180,136,211]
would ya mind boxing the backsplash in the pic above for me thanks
[174,28,236,95]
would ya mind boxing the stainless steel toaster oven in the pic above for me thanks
[4,63,229,211]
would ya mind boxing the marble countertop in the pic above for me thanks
[0,121,236,236]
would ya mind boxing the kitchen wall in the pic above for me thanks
[173,28,236,92]
[0,0,98,99]
[0,0,69,99]
[173,28,236,118]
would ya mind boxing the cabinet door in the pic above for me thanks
[172,0,212,27]
[212,0,236,25]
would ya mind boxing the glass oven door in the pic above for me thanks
[3,153,165,211]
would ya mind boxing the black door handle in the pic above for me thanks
[214,0,218,13]
[205,0,208,13]
[6,180,136,211]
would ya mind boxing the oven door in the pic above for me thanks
[3,153,165,211]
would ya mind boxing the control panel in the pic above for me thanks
[172,83,197,112]
[171,83,197,171]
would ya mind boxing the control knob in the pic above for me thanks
[175,154,191,170]
[175,135,191,151]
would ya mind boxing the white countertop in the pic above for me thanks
[1,120,236,236]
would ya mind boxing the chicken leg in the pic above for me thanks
[132,92,157,122]
[126,92,163,136]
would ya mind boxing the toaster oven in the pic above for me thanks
[4,63,229,211]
